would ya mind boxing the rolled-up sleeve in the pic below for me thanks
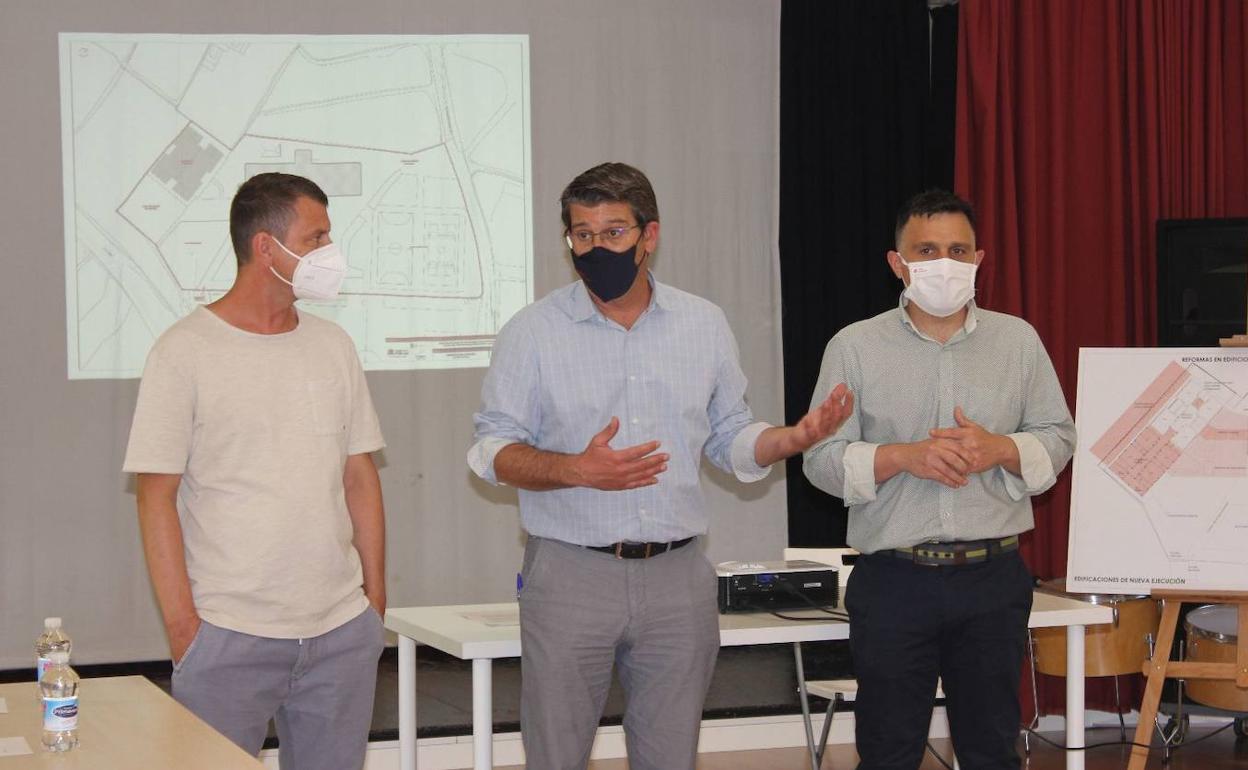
[467,436,521,485]
[802,335,865,501]
[840,441,880,505]
[468,317,540,485]
[996,330,1076,500]
[999,433,1056,500]
[704,308,771,481]
[728,421,772,482]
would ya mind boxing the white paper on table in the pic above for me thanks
[0,737,33,757]
[459,610,520,627]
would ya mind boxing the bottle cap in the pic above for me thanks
[44,617,62,629]
[48,651,69,665]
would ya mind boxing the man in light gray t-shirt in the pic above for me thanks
[124,173,387,770]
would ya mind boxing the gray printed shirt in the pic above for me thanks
[802,298,1076,554]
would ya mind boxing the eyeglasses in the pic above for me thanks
[566,224,642,250]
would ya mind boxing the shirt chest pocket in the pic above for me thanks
[300,378,348,436]
[964,378,1023,435]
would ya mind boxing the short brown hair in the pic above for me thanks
[559,162,659,230]
[229,173,328,265]
[894,189,977,248]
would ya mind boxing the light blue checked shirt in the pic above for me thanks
[468,274,772,547]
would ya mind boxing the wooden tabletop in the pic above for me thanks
[0,676,263,769]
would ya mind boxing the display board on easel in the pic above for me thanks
[1067,347,1248,594]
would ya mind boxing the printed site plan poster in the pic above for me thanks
[1068,348,1248,593]
[59,34,532,379]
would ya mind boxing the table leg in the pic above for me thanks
[400,636,417,770]
[472,658,493,770]
[1065,624,1085,770]
[792,642,819,770]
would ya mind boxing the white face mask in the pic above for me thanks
[269,237,347,301]
[899,256,977,317]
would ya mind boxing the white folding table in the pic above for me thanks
[386,592,1110,770]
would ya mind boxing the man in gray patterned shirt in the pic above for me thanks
[803,189,1075,770]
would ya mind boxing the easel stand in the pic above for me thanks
[1128,590,1248,769]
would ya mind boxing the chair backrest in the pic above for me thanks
[783,547,859,587]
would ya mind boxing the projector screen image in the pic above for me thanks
[58,33,533,379]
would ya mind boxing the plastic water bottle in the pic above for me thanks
[40,651,79,752]
[35,617,71,694]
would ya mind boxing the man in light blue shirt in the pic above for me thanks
[469,162,852,770]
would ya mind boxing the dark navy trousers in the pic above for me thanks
[845,549,1034,770]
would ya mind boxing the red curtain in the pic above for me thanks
[955,0,1248,717]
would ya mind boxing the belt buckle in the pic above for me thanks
[644,542,653,558]
[614,542,624,559]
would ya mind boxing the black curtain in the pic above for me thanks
[780,0,959,546]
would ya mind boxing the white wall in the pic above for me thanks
[0,0,786,667]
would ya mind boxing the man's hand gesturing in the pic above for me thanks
[570,417,669,490]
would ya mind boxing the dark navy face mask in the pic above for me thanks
[574,243,641,301]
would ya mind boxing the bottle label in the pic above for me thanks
[36,656,51,682]
[42,696,78,731]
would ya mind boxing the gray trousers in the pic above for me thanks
[518,536,720,770]
[172,606,384,770]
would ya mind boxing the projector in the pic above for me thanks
[715,559,839,614]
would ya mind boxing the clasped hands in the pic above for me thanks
[906,405,1012,488]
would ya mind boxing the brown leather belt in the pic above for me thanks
[586,537,695,559]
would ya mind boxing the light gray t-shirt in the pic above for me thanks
[123,306,385,638]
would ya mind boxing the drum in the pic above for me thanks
[1184,604,1248,711]
[1031,578,1160,677]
